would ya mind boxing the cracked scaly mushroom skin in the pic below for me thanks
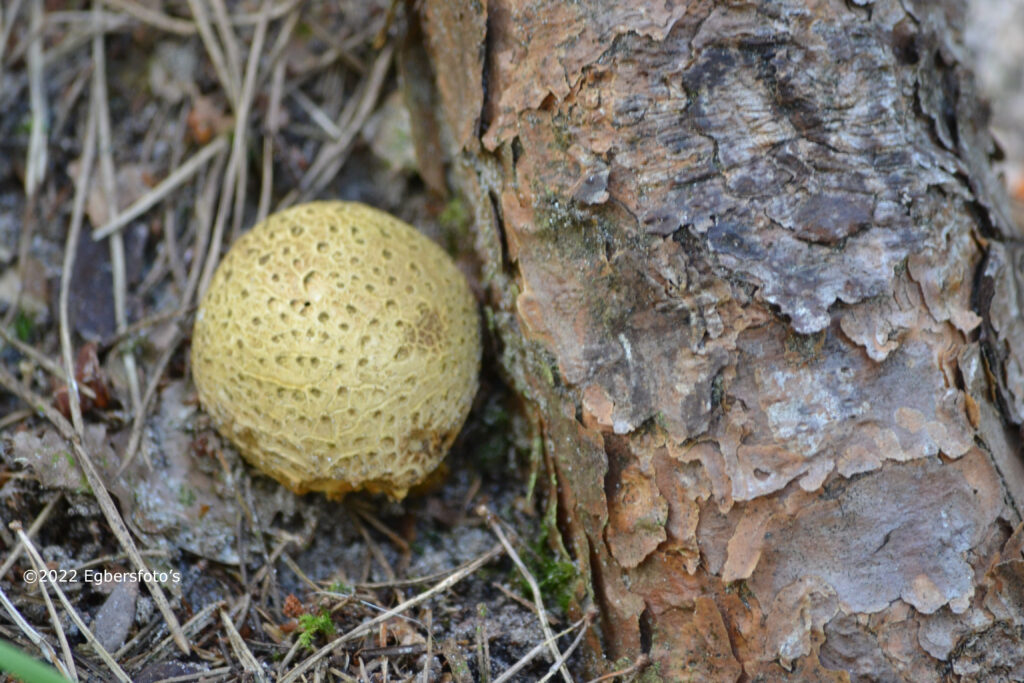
[191,201,481,499]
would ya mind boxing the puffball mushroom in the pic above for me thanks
[191,201,480,499]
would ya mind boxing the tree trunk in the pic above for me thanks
[413,0,1024,679]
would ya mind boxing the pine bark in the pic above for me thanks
[413,0,1024,679]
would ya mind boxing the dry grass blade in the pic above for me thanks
[59,84,99,439]
[149,665,233,682]
[280,554,321,593]
[181,143,228,310]
[115,322,187,476]
[91,135,229,240]
[0,583,69,678]
[38,13,128,68]
[0,493,60,588]
[0,365,191,654]
[279,543,505,683]
[210,0,242,102]
[186,0,238,105]
[258,5,299,92]
[231,0,302,26]
[196,0,271,297]
[291,89,343,139]
[10,524,78,681]
[478,505,573,683]
[0,0,26,68]
[0,326,97,401]
[421,608,433,683]
[537,616,590,683]
[92,0,141,413]
[476,603,492,682]
[15,524,133,682]
[102,305,189,350]
[228,0,273,242]
[25,0,47,198]
[159,109,191,292]
[492,582,558,626]
[98,0,194,35]
[220,610,267,682]
[255,8,293,223]
[286,43,393,205]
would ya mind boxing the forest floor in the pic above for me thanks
[0,2,584,681]
[2,1,1023,682]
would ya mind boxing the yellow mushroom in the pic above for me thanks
[191,201,480,499]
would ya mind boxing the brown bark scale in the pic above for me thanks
[413,0,1024,679]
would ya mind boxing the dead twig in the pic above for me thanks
[492,581,559,626]
[0,409,32,429]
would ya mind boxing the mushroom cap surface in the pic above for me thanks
[191,201,480,499]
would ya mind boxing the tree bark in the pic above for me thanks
[414,0,1024,679]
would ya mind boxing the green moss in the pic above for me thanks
[636,661,664,682]
[439,197,470,234]
[439,197,471,255]
[518,543,578,614]
[538,362,555,387]
[14,309,35,342]
[518,501,579,615]
[177,485,196,507]
[297,609,335,650]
